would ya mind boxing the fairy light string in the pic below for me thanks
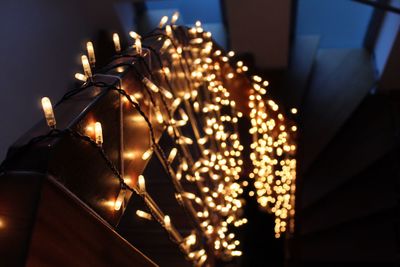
[248,78,297,238]
[0,15,297,265]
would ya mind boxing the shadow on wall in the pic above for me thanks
[0,0,133,160]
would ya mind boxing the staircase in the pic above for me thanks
[285,33,400,266]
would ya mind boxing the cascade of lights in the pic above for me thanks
[37,14,247,265]
[248,78,297,238]
[19,11,300,265]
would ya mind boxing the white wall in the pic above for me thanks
[0,0,129,160]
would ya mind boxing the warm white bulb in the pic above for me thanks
[166,25,173,37]
[94,122,103,145]
[197,137,208,145]
[114,189,126,211]
[86,41,96,66]
[129,31,140,40]
[81,55,92,77]
[113,33,121,53]
[159,16,168,28]
[74,73,87,82]
[135,38,142,55]
[142,148,152,161]
[164,215,171,230]
[162,88,173,99]
[179,109,189,121]
[138,175,146,192]
[168,148,178,163]
[142,78,159,93]
[171,11,179,24]
[41,97,56,128]
[136,210,152,220]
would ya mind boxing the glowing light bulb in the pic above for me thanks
[164,215,171,230]
[142,148,153,160]
[129,31,140,40]
[168,148,178,163]
[136,210,152,220]
[197,137,208,145]
[183,192,196,200]
[74,73,87,82]
[162,88,173,99]
[198,255,207,265]
[156,108,164,124]
[172,98,181,109]
[179,109,189,121]
[232,251,242,256]
[159,16,168,28]
[135,38,142,55]
[114,189,126,211]
[86,41,96,66]
[138,175,146,192]
[179,136,193,145]
[142,77,159,93]
[94,122,103,145]
[252,75,262,82]
[41,97,56,128]
[185,233,196,246]
[113,33,121,53]
[171,11,179,24]
[81,55,92,77]
[166,25,173,37]
[291,108,298,114]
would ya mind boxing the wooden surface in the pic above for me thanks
[0,171,156,267]
[0,172,43,267]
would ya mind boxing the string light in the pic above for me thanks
[171,11,179,24]
[114,189,126,211]
[81,55,92,78]
[113,33,121,53]
[141,148,153,161]
[94,122,103,145]
[136,210,152,220]
[248,76,297,238]
[86,41,96,66]
[129,31,140,40]
[135,37,142,55]
[138,175,146,193]
[159,16,168,28]
[164,215,171,230]
[41,97,56,128]
[74,73,87,82]
[168,148,178,163]
[25,15,284,265]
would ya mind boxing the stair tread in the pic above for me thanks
[296,212,399,262]
[299,149,399,235]
[299,48,375,174]
[300,94,398,208]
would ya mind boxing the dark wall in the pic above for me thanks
[0,0,130,160]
